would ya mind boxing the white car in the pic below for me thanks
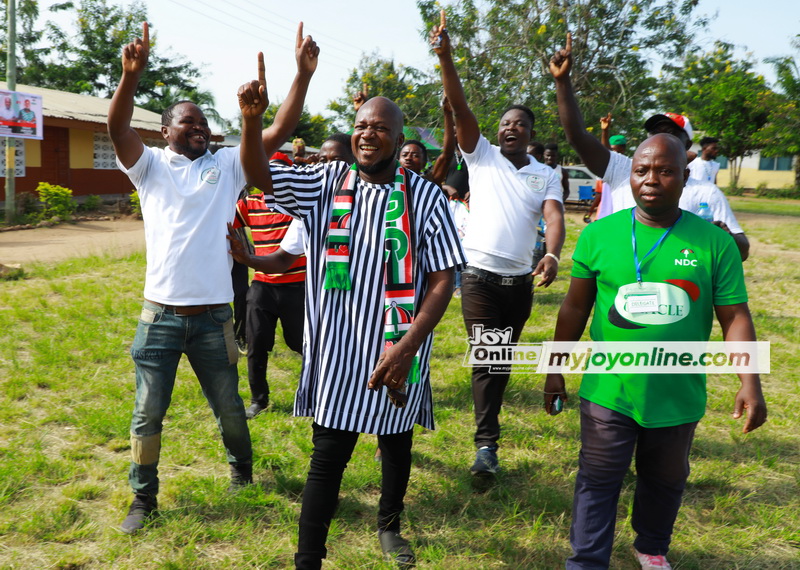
[563,165,598,204]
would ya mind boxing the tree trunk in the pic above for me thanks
[794,155,800,189]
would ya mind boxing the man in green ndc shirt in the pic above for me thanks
[543,133,767,570]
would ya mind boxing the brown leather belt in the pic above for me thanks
[145,300,227,316]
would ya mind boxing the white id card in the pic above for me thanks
[625,290,660,314]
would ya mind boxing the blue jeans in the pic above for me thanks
[567,399,697,569]
[128,301,252,495]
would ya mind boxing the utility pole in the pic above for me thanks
[4,0,17,224]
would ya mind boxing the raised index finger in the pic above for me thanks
[142,21,149,46]
[565,32,572,54]
[296,21,304,48]
[257,52,266,87]
[440,9,446,28]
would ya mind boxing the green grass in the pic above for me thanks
[729,196,800,217]
[0,213,798,568]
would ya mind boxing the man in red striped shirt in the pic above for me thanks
[234,181,307,419]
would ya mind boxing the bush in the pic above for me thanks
[129,191,141,217]
[36,183,77,220]
[79,195,103,212]
[754,184,800,199]
[723,184,745,196]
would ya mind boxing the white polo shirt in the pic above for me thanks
[688,157,721,183]
[461,135,563,275]
[117,146,245,305]
[604,151,743,234]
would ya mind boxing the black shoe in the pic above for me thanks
[245,401,267,420]
[120,493,157,534]
[228,462,253,492]
[378,530,416,567]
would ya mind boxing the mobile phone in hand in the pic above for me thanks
[549,395,563,416]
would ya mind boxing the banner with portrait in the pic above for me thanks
[0,90,43,140]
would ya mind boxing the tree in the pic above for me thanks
[414,0,706,161]
[656,42,773,187]
[1,0,216,121]
[756,36,800,188]
[228,103,332,149]
[327,53,441,132]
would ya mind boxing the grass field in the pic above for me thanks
[0,208,798,569]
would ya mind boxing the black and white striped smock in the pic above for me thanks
[268,160,467,435]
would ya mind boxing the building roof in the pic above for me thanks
[1,81,163,134]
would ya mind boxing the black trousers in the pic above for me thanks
[567,399,697,568]
[460,271,533,449]
[294,423,414,570]
[231,260,250,342]
[245,281,305,406]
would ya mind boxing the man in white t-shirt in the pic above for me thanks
[549,33,749,261]
[688,137,721,184]
[108,22,320,534]
[433,17,566,477]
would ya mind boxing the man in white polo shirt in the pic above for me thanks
[432,16,566,477]
[108,22,319,534]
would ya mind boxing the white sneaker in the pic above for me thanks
[634,549,672,569]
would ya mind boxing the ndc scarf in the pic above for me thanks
[324,162,420,385]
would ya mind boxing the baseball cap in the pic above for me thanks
[643,112,693,141]
[609,135,627,146]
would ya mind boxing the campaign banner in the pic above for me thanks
[0,90,43,140]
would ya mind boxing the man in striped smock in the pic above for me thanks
[265,97,466,569]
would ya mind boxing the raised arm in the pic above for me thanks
[107,22,148,169]
[261,22,319,155]
[714,302,767,433]
[600,113,612,150]
[549,33,610,178]
[238,53,272,193]
[430,97,456,185]
[431,10,480,153]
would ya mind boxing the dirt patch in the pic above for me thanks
[0,217,144,265]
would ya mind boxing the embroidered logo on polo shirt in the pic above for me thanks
[525,174,545,191]
[201,167,220,184]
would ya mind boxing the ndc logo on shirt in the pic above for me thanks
[201,167,221,185]
[674,248,698,267]
[525,174,545,192]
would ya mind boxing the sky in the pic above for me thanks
[37,0,800,132]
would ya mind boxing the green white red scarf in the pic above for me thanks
[325,162,419,385]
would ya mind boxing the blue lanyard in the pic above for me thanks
[631,208,681,284]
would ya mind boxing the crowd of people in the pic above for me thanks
[107,15,767,570]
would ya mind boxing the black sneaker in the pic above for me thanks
[378,530,416,567]
[470,446,499,476]
[228,462,253,492]
[245,401,267,420]
[120,493,157,534]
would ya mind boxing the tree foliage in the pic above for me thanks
[327,53,441,132]
[656,42,773,187]
[1,0,217,124]
[408,0,705,159]
[757,36,800,187]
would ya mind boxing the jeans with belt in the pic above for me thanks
[461,268,533,449]
[128,301,252,496]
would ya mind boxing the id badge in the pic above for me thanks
[625,287,660,314]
